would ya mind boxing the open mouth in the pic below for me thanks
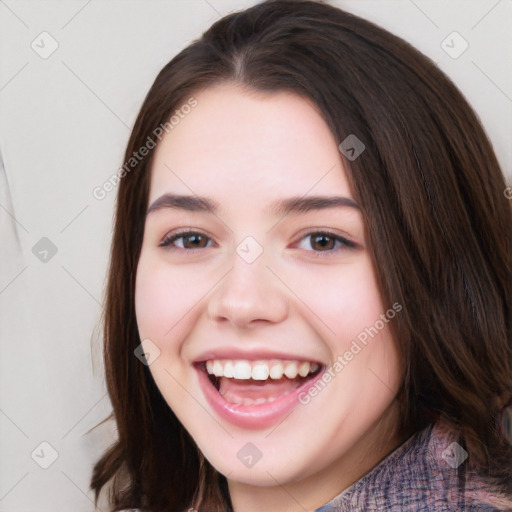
[197,359,324,406]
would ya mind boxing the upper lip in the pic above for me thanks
[193,347,325,365]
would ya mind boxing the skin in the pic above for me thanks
[135,82,404,512]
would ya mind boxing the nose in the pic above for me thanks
[207,249,289,329]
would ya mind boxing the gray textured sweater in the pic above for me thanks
[314,419,512,511]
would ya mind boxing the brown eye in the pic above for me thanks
[181,234,209,249]
[310,234,336,251]
[295,230,357,257]
[160,231,213,250]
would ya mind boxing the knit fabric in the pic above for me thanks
[314,419,512,512]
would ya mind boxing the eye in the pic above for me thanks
[159,229,357,255]
[295,230,357,256]
[159,230,214,250]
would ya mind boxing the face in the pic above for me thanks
[135,83,403,510]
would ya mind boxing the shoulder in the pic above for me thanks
[424,420,512,511]
[322,419,512,511]
[464,505,511,512]
[115,509,196,512]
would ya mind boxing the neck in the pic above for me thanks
[228,402,403,512]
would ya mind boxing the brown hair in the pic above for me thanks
[90,1,512,510]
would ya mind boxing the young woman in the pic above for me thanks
[90,1,512,510]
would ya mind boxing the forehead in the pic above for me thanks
[148,83,353,205]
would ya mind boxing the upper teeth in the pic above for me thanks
[205,359,319,380]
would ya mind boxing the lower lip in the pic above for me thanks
[195,364,324,429]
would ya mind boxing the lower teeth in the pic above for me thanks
[219,390,293,405]
[205,365,321,406]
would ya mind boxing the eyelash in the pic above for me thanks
[159,229,357,257]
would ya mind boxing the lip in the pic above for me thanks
[195,363,325,429]
[193,347,324,365]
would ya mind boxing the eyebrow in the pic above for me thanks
[145,193,361,218]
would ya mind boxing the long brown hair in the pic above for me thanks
[90,1,512,510]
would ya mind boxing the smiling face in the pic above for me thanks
[135,82,404,511]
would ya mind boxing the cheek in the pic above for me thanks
[135,254,189,345]
[297,256,385,341]
[134,252,219,349]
